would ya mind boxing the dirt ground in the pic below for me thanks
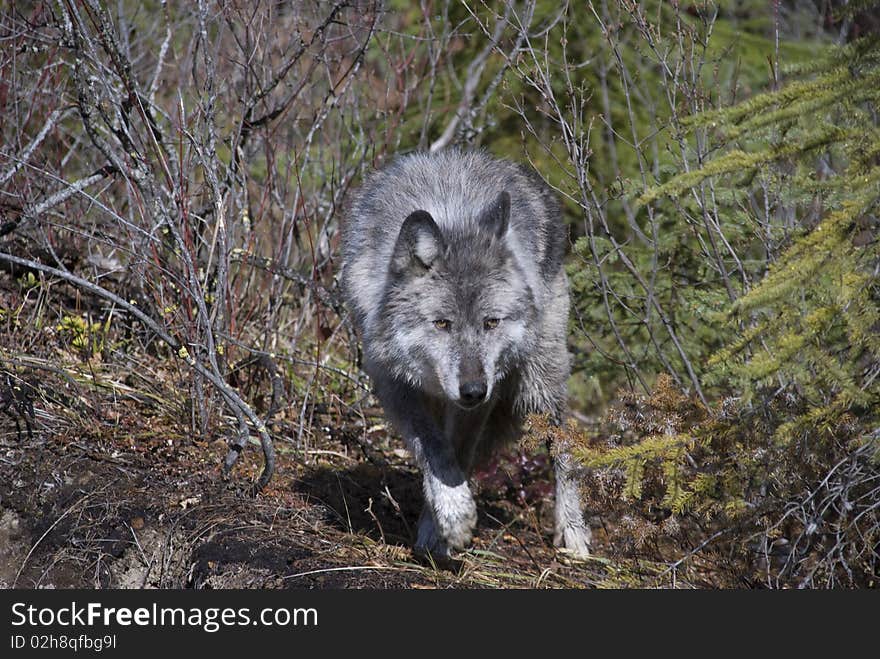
[0,383,623,589]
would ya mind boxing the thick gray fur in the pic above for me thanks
[340,149,591,558]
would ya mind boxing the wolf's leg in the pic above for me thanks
[518,370,591,557]
[412,406,494,556]
[408,406,496,557]
[547,397,591,557]
[411,435,477,555]
[373,377,476,556]
[445,405,492,476]
[553,447,591,558]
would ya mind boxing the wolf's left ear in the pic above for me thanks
[478,191,510,240]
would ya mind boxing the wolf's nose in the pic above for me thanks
[459,381,487,406]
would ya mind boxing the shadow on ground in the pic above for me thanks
[294,462,422,547]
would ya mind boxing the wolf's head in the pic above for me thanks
[376,191,537,408]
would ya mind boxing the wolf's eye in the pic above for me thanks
[433,319,451,331]
[483,318,500,330]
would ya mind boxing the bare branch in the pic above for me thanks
[0,250,275,490]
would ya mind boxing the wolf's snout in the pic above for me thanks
[459,381,488,406]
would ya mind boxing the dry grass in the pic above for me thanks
[0,338,627,589]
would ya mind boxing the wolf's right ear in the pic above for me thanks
[390,210,444,275]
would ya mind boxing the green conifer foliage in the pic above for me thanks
[701,36,880,424]
[580,33,880,587]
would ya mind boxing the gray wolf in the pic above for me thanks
[340,149,590,558]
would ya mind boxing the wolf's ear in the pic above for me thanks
[478,191,510,240]
[391,210,444,275]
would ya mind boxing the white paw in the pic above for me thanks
[554,522,592,559]
[423,481,477,551]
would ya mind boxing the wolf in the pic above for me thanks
[340,149,590,558]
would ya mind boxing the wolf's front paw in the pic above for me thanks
[424,481,477,551]
[435,482,477,549]
[554,522,592,559]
